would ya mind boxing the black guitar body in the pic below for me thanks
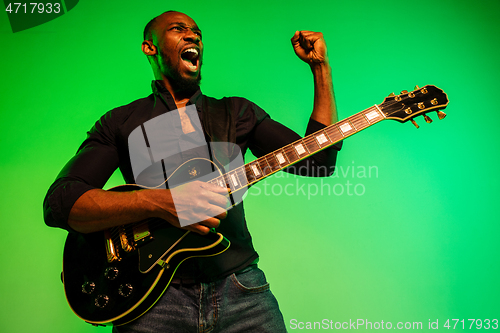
[62,158,231,326]
[63,226,228,326]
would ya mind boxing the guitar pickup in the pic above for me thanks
[133,222,153,245]
[104,230,120,263]
[119,227,134,252]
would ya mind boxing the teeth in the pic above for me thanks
[182,47,199,71]
[183,48,198,56]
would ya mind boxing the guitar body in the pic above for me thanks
[62,158,231,326]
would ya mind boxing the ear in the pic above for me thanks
[142,41,157,56]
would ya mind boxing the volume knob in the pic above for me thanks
[118,284,134,297]
[104,267,119,280]
[82,281,95,294]
[95,295,109,308]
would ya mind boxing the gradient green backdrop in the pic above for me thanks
[1,0,499,332]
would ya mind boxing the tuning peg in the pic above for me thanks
[411,119,419,129]
[388,92,395,97]
[436,111,447,120]
[414,85,420,90]
[401,90,408,94]
[423,114,433,123]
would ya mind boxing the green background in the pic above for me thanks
[1,0,499,331]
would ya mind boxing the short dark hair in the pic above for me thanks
[143,10,178,40]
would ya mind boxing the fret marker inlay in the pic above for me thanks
[339,123,353,133]
[276,153,286,165]
[230,174,239,187]
[365,110,380,121]
[316,133,328,145]
[294,144,306,155]
[251,164,261,177]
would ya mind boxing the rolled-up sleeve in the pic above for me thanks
[43,111,120,232]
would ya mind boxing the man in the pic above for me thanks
[44,11,341,332]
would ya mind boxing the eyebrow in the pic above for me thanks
[168,22,202,33]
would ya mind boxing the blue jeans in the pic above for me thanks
[112,265,287,333]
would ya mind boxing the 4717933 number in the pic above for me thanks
[5,3,61,14]
[444,319,498,330]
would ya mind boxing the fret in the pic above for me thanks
[338,120,356,136]
[304,136,320,154]
[221,173,229,190]
[236,166,248,183]
[249,162,263,178]
[228,168,241,191]
[265,153,281,172]
[314,130,332,148]
[364,107,384,123]
[210,177,217,186]
[293,141,308,158]
[374,104,386,118]
[350,113,370,131]
[283,145,299,163]
[275,149,289,167]
[227,170,243,191]
[245,165,257,183]
[325,124,344,141]
[212,176,225,188]
[360,112,370,123]
[257,157,273,176]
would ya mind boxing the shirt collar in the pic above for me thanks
[151,80,202,111]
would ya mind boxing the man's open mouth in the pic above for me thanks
[181,48,200,72]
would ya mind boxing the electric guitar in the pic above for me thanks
[62,85,449,326]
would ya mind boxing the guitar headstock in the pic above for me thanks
[379,85,449,128]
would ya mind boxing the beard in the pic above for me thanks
[161,50,202,95]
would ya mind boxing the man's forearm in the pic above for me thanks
[68,181,230,235]
[67,188,171,234]
[310,61,338,126]
[290,30,337,126]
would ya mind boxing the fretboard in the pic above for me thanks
[208,104,386,193]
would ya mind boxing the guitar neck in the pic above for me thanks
[208,104,386,193]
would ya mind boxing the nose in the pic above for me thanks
[184,30,201,44]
